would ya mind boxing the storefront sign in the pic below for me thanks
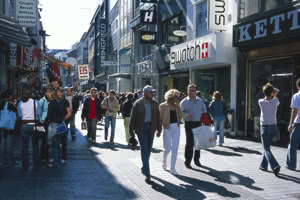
[17,46,40,69]
[140,9,157,24]
[78,65,89,80]
[140,31,157,44]
[170,38,211,69]
[9,43,17,66]
[15,0,37,27]
[233,7,300,47]
[208,0,228,31]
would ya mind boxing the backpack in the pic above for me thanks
[0,102,17,130]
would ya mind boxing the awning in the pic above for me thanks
[108,73,131,79]
[43,54,72,70]
[0,15,31,46]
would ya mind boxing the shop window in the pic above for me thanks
[261,0,294,12]
[239,0,259,19]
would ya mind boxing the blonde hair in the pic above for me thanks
[164,89,180,104]
[48,89,57,101]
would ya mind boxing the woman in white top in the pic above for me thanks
[17,88,41,171]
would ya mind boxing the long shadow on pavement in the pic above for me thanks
[196,166,264,191]
[277,173,300,184]
[221,146,262,155]
[151,174,240,199]
[205,148,243,157]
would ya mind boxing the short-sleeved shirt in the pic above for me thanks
[258,98,280,125]
[180,96,207,122]
[291,91,300,123]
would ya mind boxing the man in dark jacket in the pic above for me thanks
[122,93,134,144]
[129,86,162,184]
[81,88,102,143]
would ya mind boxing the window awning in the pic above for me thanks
[108,73,131,79]
[43,54,72,70]
[0,15,31,46]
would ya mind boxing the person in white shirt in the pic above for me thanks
[287,79,300,171]
[258,83,280,175]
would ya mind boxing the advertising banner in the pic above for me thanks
[22,46,40,69]
[140,31,157,44]
[208,0,228,31]
[15,0,37,27]
[78,64,89,80]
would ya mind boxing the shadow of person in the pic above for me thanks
[151,148,163,153]
[200,166,264,191]
[221,146,262,155]
[205,149,243,157]
[277,173,300,184]
[151,175,240,199]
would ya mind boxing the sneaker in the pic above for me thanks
[92,140,96,143]
[61,159,66,165]
[88,138,92,142]
[286,166,296,171]
[219,144,223,146]
[48,163,53,167]
[145,176,153,184]
[184,161,192,169]
[259,167,268,172]
[162,162,167,171]
[273,166,281,176]
[104,136,108,141]
[194,161,202,167]
[48,158,54,163]
[170,169,177,175]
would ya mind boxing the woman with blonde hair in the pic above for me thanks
[209,91,228,146]
[159,89,183,175]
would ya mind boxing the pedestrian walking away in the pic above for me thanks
[209,91,228,146]
[121,93,134,145]
[258,83,281,175]
[129,85,162,184]
[160,89,183,175]
[101,90,120,146]
[17,88,42,171]
[65,87,80,140]
[81,88,102,143]
[180,84,207,168]
[287,78,300,171]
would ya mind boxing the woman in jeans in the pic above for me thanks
[209,91,227,146]
[160,89,183,175]
[0,90,18,167]
[17,88,41,171]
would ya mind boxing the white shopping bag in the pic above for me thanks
[192,126,216,150]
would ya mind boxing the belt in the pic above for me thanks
[22,120,35,124]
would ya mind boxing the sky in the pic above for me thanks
[39,0,101,50]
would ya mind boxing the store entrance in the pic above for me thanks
[249,57,300,145]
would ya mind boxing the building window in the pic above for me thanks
[195,1,211,38]
[162,15,186,45]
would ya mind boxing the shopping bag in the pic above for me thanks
[0,102,16,131]
[192,126,216,150]
[56,122,67,134]
[81,121,87,130]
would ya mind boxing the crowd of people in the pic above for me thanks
[0,79,299,185]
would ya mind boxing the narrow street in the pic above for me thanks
[1,112,299,200]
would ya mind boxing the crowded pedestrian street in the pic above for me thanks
[0,113,299,200]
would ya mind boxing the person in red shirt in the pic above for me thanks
[81,88,102,143]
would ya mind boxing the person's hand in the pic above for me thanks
[288,124,294,133]
[156,131,161,138]
[188,114,193,119]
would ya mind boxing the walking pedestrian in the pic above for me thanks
[121,93,134,144]
[160,89,183,175]
[209,91,228,146]
[287,79,300,171]
[81,88,102,143]
[0,90,18,167]
[65,87,80,140]
[129,85,162,184]
[57,88,71,163]
[258,83,281,175]
[101,90,120,146]
[39,87,51,162]
[17,88,41,171]
[180,84,207,168]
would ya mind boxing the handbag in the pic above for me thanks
[192,126,216,150]
[56,122,67,134]
[0,102,17,131]
[81,121,87,130]
[33,100,46,135]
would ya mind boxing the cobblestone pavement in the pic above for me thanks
[0,112,299,200]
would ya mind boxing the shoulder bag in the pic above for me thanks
[33,99,46,135]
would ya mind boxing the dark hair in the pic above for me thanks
[187,84,197,90]
[22,88,32,102]
[127,93,133,100]
[109,90,116,95]
[56,87,64,93]
[296,79,300,88]
[263,83,274,97]
[1,90,12,99]
[212,91,222,101]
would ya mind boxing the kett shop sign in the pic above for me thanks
[233,7,300,47]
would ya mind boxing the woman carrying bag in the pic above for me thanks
[160,89,183,175]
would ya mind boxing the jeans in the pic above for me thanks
[87,118,97,140]
[60,131,68,160]
[287,123,300,169]
[40,124,49,161]
[138,124,154,177]
[260,125,280,170]
[123,117,130,143]
[184,121,201,165]
[213,117,225,145]
[21,124,40,169]
[51,134,61,166]
[1,130,16,165]
[163,123,180,170]
[105,116,116,142]
[67,113,76,136]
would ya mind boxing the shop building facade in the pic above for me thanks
[233,0,300,144]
